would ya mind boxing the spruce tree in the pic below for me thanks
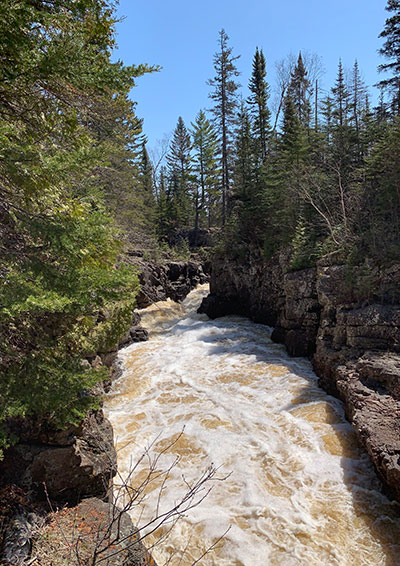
[166,117,193,229]
[233,102,264,243]
[287,53,311,128]
[378,0,400,113]
[0,0,152,450]
[331,60,351,166]
[234,102,255,201]
[208,29,240,225]
[349,60,368,161]
[248,47,271,160]
[281,95,308,164]
[190,110,219,233]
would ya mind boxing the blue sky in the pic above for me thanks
[113,0,388,151]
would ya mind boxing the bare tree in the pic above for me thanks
[149,134,172,198]
[272,51,325,132]
[36,431,230,566]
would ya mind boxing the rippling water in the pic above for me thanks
[104,284,400,566]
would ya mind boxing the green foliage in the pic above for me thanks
[208,29,241,225]
[0,0,150,455]
[214,23,400,271]
[378,0,400,111]
[169,239,191,261]
[289,217,320,270]
[162,117,193,231]
[248,47,271,160]
[190,110,220,231]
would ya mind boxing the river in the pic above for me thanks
[104,284,400,566]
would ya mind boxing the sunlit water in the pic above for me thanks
[104,284,400,566]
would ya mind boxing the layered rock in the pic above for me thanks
[199,252,400,503]
[137,261,208,308]
[0,409,116,504]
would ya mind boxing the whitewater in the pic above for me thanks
[105,284,400,566]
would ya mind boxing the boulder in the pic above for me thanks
[137,260,208,308]
[0,410,116,504]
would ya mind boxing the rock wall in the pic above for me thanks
[136,260,208,308]
[199,253,400,502]
[0,409,116,505]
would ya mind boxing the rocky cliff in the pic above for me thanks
[199,252,400,502]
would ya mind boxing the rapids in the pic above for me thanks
[104,284,400,566]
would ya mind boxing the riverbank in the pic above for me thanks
[0,260,207,565]
[199,251,400,503]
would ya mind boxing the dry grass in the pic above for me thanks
[31,498,156,566]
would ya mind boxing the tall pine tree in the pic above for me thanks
[378,0,400,114]
[190,110,219,233]
[166,116,193,229]
[248,47,271,161]
[287,53,311,128]
[208,29,240,225]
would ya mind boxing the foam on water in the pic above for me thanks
[105,284,400,566]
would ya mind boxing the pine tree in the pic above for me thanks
[234,102,255,201]
[208,29,240,225]
[281,95,308,164]
[248,47,271,160]
[233,102,263,243]
[350,62,366,135]
[166,117,193,228]
[0,0,152,450]
[321,95,334,146]
[190,110,219,233]
[287,52,311,128]
[378,0,400,113]
[332,60,349,128]
[331,60,352,167]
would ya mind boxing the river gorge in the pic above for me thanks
[105,284,400,566]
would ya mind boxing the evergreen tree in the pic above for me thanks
[281,95,308,164]
[0,0,153,451]
[332,60,349,129]
[208,29,240,225]
[248,47,271,160]
[378,0,400,114]
[321,95,334,146]
[331,60,352,169]
[234,102,255,201]
[190,110,219,233]
[233,102,264,243]
[287,52,312,127]
[349,60,367,149]
[166,116,193,228]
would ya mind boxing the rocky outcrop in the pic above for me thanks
[0,409,116,504]
[31,497,156,566]
[137,261,208,308]
[199,252,400,503]
[198,253,319,356]
[114,260,208,353]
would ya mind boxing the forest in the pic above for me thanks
[1,0,400,452]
